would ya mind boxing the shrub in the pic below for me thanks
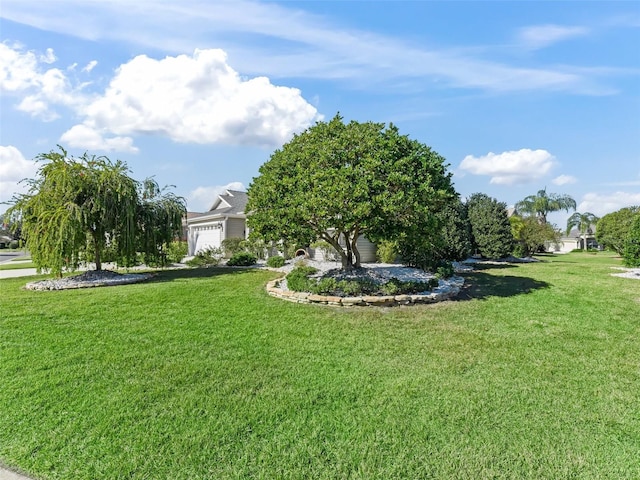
[376,239,399,263]
[221,238,244,256]
[512,243,527,259]
[166,240,188,263]
[187,246,224,267]
[241,238,267,259]
[311,277,339,295]
[285,266,318,292]
[266,255,285,268]
[347,279,378,296]
[380,277,438,295]
[227,252,257,267]
[435,261,455,279]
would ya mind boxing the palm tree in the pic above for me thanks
[515,188,576,224]
[566,212,599,251]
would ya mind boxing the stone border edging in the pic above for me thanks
[265,276,464,307]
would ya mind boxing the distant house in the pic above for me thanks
[187,190,249,256]
[186,189,377,261]
[546,225,599,253]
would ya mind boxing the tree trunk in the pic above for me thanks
[350,229,361,268]
[93,231,102,271]
[343,232,355,270]
[320,232,350,269]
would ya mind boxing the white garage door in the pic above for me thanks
[194,228,222,254]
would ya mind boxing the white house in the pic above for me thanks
[546,226,599,253]
[186,189,377,261]
[187,190,249,255]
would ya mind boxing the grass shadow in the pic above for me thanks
[464,263,517,271]
[144,266,280,283]
[454,271,550,301]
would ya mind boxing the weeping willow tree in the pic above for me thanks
[6,147,186,277]
[136,178,188,267]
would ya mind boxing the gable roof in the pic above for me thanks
[208,190,248,214]
[187,190,249,223]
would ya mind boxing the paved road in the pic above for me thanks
[0,251,27,263]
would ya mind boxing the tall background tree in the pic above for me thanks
[623,214,640,267]
[510,215,561,257]
[596,206,640,255]
[247,114,457,270]
[466,193,514,259]
[6,147,186,277]
[566,211,599,251]
[515,188,576,224]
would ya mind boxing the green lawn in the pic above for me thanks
[1,253,638,479]
[0,260,36,270]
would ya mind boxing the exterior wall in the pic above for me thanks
[225,218,247,240]
[309,234,378,263]
[356,235,377,263]
[546,236,598,253]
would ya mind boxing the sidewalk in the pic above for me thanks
[0,466,33,480]
[0,268,40,279]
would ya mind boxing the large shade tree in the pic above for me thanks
[566,211,599,251]
[6,147,186,277]
[596,206,640,255]
[247,115,457,270]
[466,193,514,259]
[516,188,576,224]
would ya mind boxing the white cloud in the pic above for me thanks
[187,182,246,212]
[0,145,38,204]
[0,1,615,95]
[82,60,98,73]
[0,42,87,120]
[459,149,556,185]
[578,192,640,217]
[40,47,56,64]
[552,174,577,186]
[66,48,320,150]
[59,124,138,153]
[517,24,590,50]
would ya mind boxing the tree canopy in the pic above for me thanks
[596,206,640,255]
[510,215,561,257]
[246,115,457,269]
[5,147,186,277]
[466,193,514,259]
[515,188,576,224]
[623,214,640,267]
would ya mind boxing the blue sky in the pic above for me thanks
[1,0,639,228]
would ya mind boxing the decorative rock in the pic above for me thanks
[308,294,328,303]
[340,297,365,307]
[394,294,412,304]
[265,265,465,307]
[25,270,153,291]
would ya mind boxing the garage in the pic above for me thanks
[193,225,222,254]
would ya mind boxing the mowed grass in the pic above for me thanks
[0,260,37,270]
[1,253,638,479]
